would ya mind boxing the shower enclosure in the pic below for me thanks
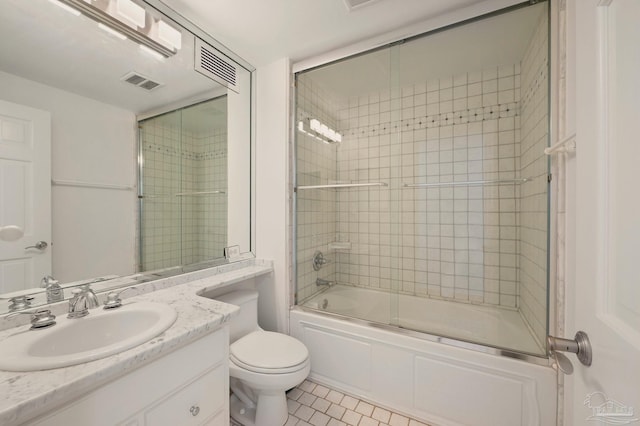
[294,2,549,356]
[138,97,228,272]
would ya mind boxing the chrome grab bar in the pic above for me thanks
[296,182,388,191]
[403,178,529,188]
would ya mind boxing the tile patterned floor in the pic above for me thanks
[286,379,432,426]
[231,380,429,426]
[284,380,432,426]
[230,379,433,426]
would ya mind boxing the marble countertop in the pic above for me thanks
[0,259,273,426]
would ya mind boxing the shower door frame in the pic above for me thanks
[290,0,556,366]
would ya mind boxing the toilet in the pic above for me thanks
[216,290,310,426]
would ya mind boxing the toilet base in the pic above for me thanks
[230,393,257,426]
[229,390,289,426]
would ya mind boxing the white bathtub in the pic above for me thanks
[291,285,557,426]
[303,285,543,355]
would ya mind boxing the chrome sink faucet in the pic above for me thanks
[68,285,100,318]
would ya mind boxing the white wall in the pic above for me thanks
[0,71,137,283]
[255,58,291,332]
[228,68,252,254]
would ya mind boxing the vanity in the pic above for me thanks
[0,260,273,426]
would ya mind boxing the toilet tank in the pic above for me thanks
[215,290,259,343]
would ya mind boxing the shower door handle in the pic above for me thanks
[547,331,592,374]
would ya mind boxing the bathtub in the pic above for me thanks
[290,285,557,426]
[302,285,543,355]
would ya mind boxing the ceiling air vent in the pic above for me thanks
[195,38,239,94]
[343,0,380,11]
[121,72,163,91]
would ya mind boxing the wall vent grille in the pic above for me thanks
[121,72,163,91]
[195,38,239,93]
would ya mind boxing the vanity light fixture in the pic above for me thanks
[157,20,182,51]
[115,0,146,28]
[52,0,180,58]
[298,119,342,144]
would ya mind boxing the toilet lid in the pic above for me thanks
[230,331,309,374]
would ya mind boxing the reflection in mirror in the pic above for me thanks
[0,0,254,313]
[139,97,228,271]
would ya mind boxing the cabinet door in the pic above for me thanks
[25,328,228,426]
[144,366,226,426]
[202,410,228,426]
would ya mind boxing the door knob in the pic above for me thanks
[25,241,48,250]
[547,331,592,374]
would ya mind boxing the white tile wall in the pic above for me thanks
[139,113,227,271]
[332,64,522,308]
[518,10,550,347]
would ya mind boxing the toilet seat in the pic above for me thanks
[230,331,309,374]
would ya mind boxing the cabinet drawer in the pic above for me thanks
[145,365,226,426]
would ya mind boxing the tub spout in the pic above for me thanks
[316,278,335,287]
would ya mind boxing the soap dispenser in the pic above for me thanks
[42,275,64,303]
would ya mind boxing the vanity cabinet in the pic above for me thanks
[25,327,229,426]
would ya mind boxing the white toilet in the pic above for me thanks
[216,290,310,426]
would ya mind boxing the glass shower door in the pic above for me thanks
[390,2,550,355]
[139,109,183,272]
[138,98,228,272]
[293,0,549,357]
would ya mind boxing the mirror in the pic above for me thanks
[0,0,254,313]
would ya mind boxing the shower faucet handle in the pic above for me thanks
[312,251,332,271]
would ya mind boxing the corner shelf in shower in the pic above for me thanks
[295,182,388,191]
[403,178,529,188]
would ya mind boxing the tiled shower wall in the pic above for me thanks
[518,11,549,346]
[140,121,227,271]
[333,64,522,309]
[186,130,228,263]
[294,14,549,344]
[295,76,339,301]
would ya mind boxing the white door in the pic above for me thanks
[569,0,640,424]
[0,100,51,294]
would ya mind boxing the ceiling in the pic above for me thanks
[0,0,537,114]
[159,0,494,67]
[0,0,224,114]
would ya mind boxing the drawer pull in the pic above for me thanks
[190,405,200,416]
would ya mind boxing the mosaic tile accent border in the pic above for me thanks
[341,102,519,138]
[143,142,227,159]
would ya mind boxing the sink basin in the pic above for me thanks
[0,302,177,371]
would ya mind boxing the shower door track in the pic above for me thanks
[291,305,551,367]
